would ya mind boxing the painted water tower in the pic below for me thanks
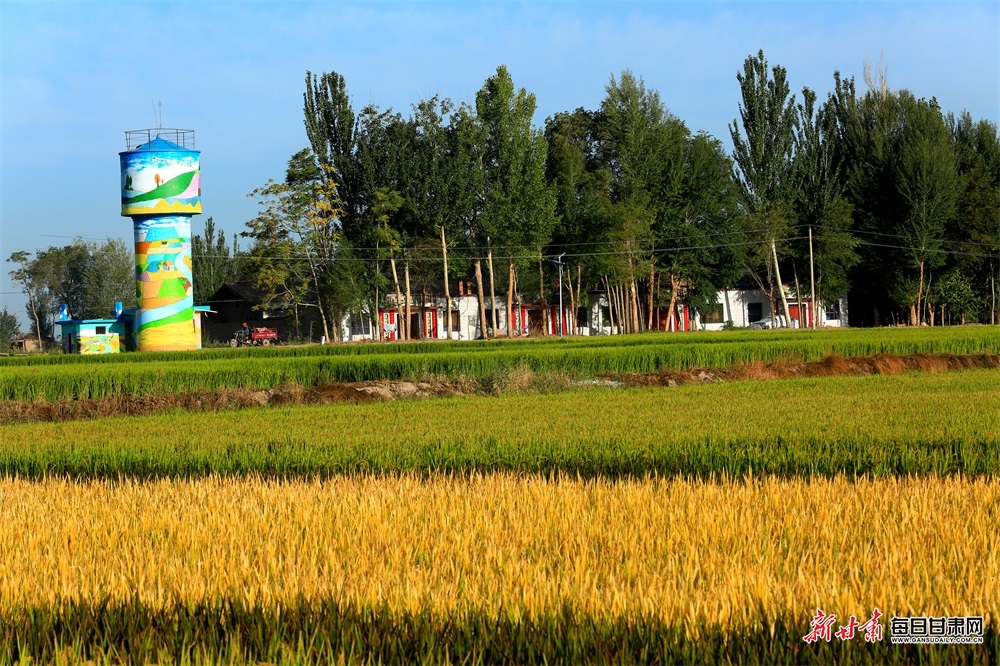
[120,129,201,351]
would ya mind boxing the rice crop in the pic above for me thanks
[3,369,998,479]
[1,474,996,663]
[2,326,1000,401]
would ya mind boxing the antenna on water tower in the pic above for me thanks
[152,100,163,135]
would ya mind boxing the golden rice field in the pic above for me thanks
[1,474,997,660]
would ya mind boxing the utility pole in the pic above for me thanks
[809,227,816,329]
[441,226,451,340]
[550,253,566,337]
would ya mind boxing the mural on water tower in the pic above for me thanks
[120,131,202,352]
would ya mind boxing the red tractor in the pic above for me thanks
[231,325,279,347]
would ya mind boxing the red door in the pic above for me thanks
[381,310,397,341]
[424,309,438,339]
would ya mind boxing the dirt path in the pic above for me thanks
[2,352,997,425]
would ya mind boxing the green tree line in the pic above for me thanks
[8,51,997,348]
[241,53,998,338]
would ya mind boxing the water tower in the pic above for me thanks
[120,129,201,351]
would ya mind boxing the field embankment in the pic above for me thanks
[1,350,998,425]
[2,327,999,402]
[2,368,998,479]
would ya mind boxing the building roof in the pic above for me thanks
[136,136,183,151]
[208,282,269,305]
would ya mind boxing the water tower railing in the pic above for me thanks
[124,128,196,150]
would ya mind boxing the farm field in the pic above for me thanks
[2,326,1000,401]
[1,475,997,664]
[2,369,999,478]
[1,329,998,663]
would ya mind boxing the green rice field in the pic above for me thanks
[2,326,999,401]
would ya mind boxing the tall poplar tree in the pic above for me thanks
[474,65,556,337]
[730,50,799,326]
[897,95,960,325]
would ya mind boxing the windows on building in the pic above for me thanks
[701,308,724,324]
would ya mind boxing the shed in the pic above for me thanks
[56,319,128,354]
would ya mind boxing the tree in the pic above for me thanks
[39,241,92,320]
[827,66,910,326]
[7,251,51,348]
[596,70,688,332]
[545,108,613,332]
[83,239,134,319]
[6,242,90,346]
[949,112,1000,324]
[730,50,798,327]
[304,70,360,222]
[245,152,347,343]
[0,307,19,350]
[192,217,244,304]
[794,86,859,323]
[475,65,557,336]
[897,95,960,324]
[669,132,745,326]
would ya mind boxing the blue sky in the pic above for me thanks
[2,1,998,327]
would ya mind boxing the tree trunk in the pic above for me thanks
[603,276,615,334]
[404,262,412,341]
[474,259,488,340]
[816,279,823,329]
[618,284,627,334]
[610,283,620,334]
[374,283,381,342]
[303,251,331,343]
[809,227,817,330]
[615,285,632,333]
[617,285,627,334]
[28,298,43,351]
[390,258,404,342]
[631,279,641,332]
[771,240,792,328]
[992,274,996,325]
[487,238,498,336]
[793,270,802,329]
[506,260,516,337]
[575,263,583,331]
[538,254,547,336]
[419,288,426,340]
[625,255,636,333]
[647,266,655,333]
[572,265,576,335]
[655,272,663,330]
[667,274,679,332]
[441,227,451,341]
[915,260,925,326]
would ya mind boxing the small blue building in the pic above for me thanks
[56,304,211,354]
